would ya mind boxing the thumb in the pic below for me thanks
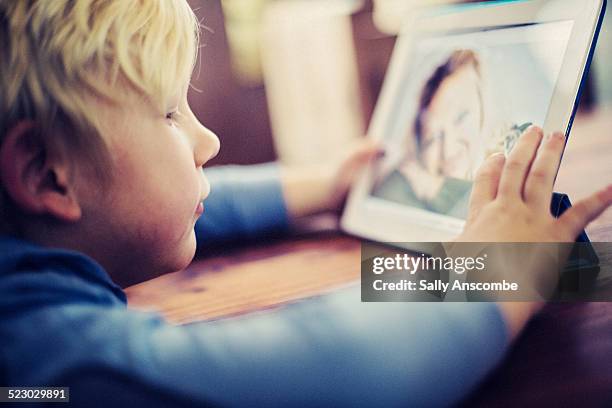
[327,140,384,213]
[559,185,612,238]
[345,140,385,171]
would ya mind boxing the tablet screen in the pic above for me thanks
[370,21,574,219]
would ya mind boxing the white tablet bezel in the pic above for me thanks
[341,0,606,243]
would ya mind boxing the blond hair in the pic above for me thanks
[0,0,201,229]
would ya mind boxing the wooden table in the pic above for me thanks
[126,107,612,406]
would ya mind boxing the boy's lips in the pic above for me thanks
[195,202,204,216]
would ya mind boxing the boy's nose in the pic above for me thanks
[194,124,220,168]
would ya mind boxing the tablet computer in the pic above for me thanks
[341,0,606,243]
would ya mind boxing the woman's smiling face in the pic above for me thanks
[419,65,484,180]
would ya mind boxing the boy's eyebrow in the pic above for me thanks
[166,85,189,108]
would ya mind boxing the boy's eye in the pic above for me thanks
[166,111,177,121]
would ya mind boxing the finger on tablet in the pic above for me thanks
[524,132,566,209]
[468,153,505,217]
[498,126,544,200]
[559,185,612,239]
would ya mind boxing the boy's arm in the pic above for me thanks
[195,143,380,245]
[151,288,508,407]
[62,287,508,407]
[194,163,290,245]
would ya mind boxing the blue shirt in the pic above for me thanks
[0,164,508,407]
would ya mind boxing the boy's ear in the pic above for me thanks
[0,122,82,222]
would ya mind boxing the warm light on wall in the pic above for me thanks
[220,0,268,86]
[372,0,462,34]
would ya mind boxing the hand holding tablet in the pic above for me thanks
[458,126,612,243]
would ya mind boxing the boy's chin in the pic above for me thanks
[168,233,198,272]
[123,232,197,287]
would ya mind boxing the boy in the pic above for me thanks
[1,1,610,406]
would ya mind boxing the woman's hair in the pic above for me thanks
[0,0,201,231]
[413,49,482,150]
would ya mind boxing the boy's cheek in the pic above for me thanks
[127,210,197,277]
[139,194,199,263]
[100,161,201,273]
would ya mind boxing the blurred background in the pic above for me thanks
[187,0,611,167]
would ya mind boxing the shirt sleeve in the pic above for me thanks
[8,283,509,407]
[194,163,290,245]
[51,288,508,407]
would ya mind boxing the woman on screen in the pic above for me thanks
[372,49,487,217]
